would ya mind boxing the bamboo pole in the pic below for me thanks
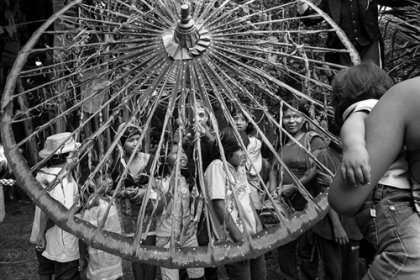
[17,80,39,166]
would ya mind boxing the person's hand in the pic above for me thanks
[123,187,146,203]
[129,188,147,204]
[150,178,162,192]
[341,146,371,186]
[36,234,46,251]
[192,122,210,138]
[316,171,333,187]
[333,224,349,245]
[78,257,88,272]
[122,187,136,198]
[296,0,310,14]
[231,231,244,243]
[279,184,297,198]
[256,216,264,232]
[271,190,279,200]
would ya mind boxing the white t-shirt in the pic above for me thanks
[343,99,410,189]
[205,159,257,239]
[82,198,123,280]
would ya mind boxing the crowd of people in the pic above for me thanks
[28,62,420,280]
[23,0,419,279]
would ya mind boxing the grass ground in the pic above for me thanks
[0,198,282,280]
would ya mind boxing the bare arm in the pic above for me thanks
[279,136,325,196]
[329,79,418,216]
[212,199,243,242]
[78,240,88,272]
[268,160,278,195]
[328,209,348,245]
[340,111,371,185]
[36,210,54,249]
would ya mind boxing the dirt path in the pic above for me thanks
[0,199,282,280]
[0,200,38,279]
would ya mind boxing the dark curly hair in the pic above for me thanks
[331,62,394,126]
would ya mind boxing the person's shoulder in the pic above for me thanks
[248,135,262,145]
[342,99,378,121]
[378,78,420,114]
[305,131,327,148]
[354,99,378,112]
[138,152,153,160]
[305,131,322,141]
[390,77,420,98]
[207,159,223,169]
[205,159,224,174]
[36,166,60,178]
[249,135,261,142]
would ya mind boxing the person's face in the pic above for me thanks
[283,109,306,135]
[228,148,246,167]
[194,106,208,126]
[123,134,140,155]
[233,113,247,132]
[167,144,188,169]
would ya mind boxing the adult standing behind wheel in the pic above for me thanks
[329,77,420,279]
[297,0,412,67]
[269,102,327,280]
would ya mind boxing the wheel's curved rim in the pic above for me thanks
[1,0,352,267]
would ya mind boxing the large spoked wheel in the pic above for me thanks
[1,0,357,267]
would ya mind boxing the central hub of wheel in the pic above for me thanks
[162,4,210,60]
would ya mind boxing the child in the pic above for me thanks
[233,110,264,210]
[182,101,219,280]
[312,144,363,280]
[34,132,82,280]
[205,127,266,280]
[154,142,205,280]
[329,63,420,279]
[112,122,156,280]
[182,100,217,173]
[79,172,123,280]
